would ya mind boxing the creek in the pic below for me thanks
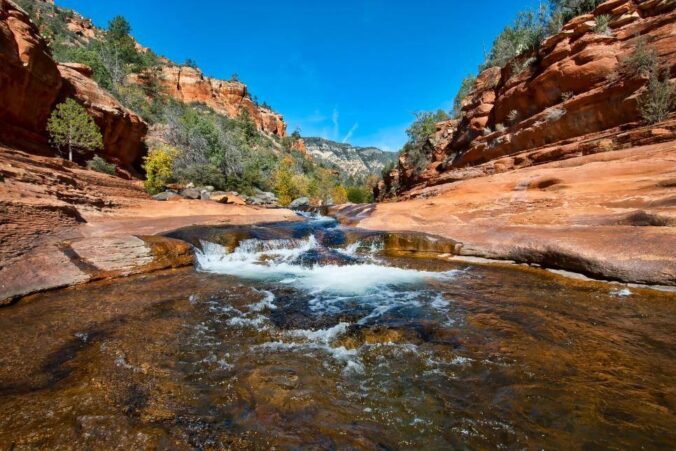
[0,214,674,449]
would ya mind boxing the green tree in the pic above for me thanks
[47,99,103,162]
[107,16,131,42]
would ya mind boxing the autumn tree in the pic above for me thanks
[47,99,103,162]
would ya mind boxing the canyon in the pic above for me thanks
[354,0,676,285]
[0,0,675,448]
[303,137,397,179]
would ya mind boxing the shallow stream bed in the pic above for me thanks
[0,215,674,449]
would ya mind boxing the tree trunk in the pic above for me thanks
[68,143,72,162]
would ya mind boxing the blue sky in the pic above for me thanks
[57,0,540,151]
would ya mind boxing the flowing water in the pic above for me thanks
[0,214,674,449]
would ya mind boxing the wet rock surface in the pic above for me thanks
[0,249,673,449]
[333,141,676,286]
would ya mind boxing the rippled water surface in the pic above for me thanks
[0,215,674,449]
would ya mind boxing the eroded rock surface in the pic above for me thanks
[129,65,287,137]
[385,0,675,195]
[0,145,298,305]
[334,140,676,285]
[0,1,148,169]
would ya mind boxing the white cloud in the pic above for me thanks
[342,123,359,143]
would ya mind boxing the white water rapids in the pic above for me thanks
[192,229,465,374]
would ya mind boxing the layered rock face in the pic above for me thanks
[58,63,148,168]
[132,65,287,137]
[0,0,62,151]
[0,0,147,169]
[387,0,675,195]
[304,137,397,179]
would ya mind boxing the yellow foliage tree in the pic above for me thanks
[331,185,348,205]
[143,144,177,194]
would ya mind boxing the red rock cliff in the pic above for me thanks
[386,0,675,196]
[0,0,147,168]
[130,65,287,137]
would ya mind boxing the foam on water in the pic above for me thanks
[195,237,458,296]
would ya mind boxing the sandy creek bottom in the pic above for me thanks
[0,215,674,449]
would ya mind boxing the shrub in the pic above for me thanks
[482,5,548,69]
[495,123,507,132]
[87,155,116,175]
[561,91,574,102]
[47,99,103,162]
[545,107,566,121]
[594,15,611,35]
[175,162,226,189]
[638,70,675,124]
[482,127,492,136]
[511,56,536,77]
[507,109,520,123]
[143,145,177,194]
[273,155,302,206]
[400,110,449,174]
[331,185,348,205]
[346,185,373,204]
[452,75,476,117]
[621,39,658,78]
[550,0,603,23]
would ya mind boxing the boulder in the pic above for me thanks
[152,191,181,201]
[289,197,310,209]
[247,190,279,206]
[200,190,210,200]
[210,191,247,205]
[179,188,201,199]
[165,183,185,192]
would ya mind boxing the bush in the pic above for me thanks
[87,155,116,175]
[401,110,449,174]
[594,15,611,35]
[331,185,348,205]
[482,6,548,69]
[452,75,476,117]
[638,70,675,124]
[621,39,658,78]
[347,185,373,204]
[143,145,177,194]
[507,109,520,123]
[545,107,566,121]
[174,162,226,189]
[550,0,603,24]
[273,156,305,206]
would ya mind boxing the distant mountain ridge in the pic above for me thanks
[303,137,396,179]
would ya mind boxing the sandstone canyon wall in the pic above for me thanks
[382,0,675,197]
[129,65,287,137]
[0,0,147,169]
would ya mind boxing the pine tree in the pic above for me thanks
[47,99,103,162]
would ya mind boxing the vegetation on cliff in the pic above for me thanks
[13,0,374,205]
[381,0,674,199]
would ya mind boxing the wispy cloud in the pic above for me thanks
[342,123,359,143]
[349,122,409,152]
